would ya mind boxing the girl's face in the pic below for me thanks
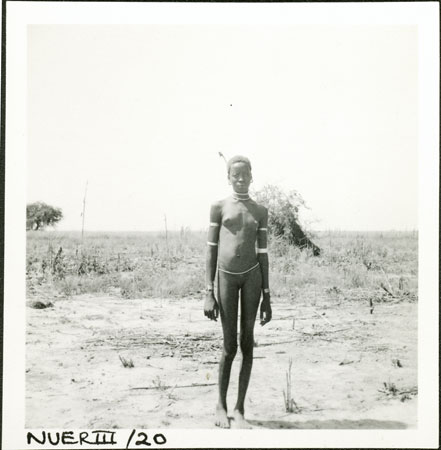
[228,162,252,193]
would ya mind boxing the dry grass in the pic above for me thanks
[26,230,418,302]
[378,381,418,402]
[118,355,134,368]
[282,358,300,413]
[26,230,206,299]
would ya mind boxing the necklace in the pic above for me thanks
[232,192,250,201]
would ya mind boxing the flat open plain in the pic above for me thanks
[26,231,417,428]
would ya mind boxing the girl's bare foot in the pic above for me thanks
[231,409,252,429]
[215,405,230,428]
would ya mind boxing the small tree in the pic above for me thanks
[253,185,320,256]
[26,202,63,231]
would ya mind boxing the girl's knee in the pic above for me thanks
[223,341,238,361]
[239,335,254,357]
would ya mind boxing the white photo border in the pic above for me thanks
[3,1,439,449]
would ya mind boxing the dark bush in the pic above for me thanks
[253,185,320,256]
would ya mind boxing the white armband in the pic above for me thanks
[257,248,268,254]
[207,241,218,246]
[210,222,220,227]
[258,228,267,231]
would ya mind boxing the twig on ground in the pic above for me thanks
[339,355,362,365]
[299,327,351,336]
[312,309,333,326]
[380,267,396,297]
[323,327,351,334]
[297,330,345,343]
[380,283,396,297]
[256,339,299,347]
[271,315,315,321]
[398,388,418,395]
[130,382,216,390]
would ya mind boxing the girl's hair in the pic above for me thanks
[227,155,252,175]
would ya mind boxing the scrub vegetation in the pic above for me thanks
[26,229,417,304]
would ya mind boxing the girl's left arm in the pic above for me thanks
[257,206,271,325]
[257,206,270,293]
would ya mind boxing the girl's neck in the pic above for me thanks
[232,191,250,201]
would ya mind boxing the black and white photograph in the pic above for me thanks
[2,1,439,449]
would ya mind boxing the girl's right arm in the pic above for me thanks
[204,202,222,321]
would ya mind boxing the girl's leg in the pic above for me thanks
[234,268,262,423]
[216,271,239,428]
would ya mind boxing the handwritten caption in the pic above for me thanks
[27,430,167,448]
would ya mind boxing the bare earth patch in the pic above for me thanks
[26,294,417,429]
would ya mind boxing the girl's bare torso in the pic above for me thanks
[217,197,265,273]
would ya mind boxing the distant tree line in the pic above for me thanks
[26,202,63,230]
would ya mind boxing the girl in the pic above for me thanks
[204,155,272,428]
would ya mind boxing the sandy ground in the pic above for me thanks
[26,294,417,429]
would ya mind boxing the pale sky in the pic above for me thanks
[27,25,418,231]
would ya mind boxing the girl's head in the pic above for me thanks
[227,155,252,193]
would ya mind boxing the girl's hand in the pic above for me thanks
[204,292,219,321]
[260,293,272,326]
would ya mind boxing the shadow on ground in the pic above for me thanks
[248,419,408,429]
